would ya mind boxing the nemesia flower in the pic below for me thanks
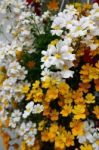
[23,101,34,118]
[32,104,44,114]
[80,143,93,150]
[93,106,99,119]
[73,105,86,120]
[0,0,99,149]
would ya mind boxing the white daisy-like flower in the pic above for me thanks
[11,109,22,122]
[24,133,35,146]
[77,120,96,144]
[7,61,27,80]
[90,3,99,20]
[32,104,44,114]
[23,101,34,118]
[42,40,75,69]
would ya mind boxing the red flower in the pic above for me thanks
[83,48,93,63]
[92,0,99,4]
[96,121,99,127]
[33,2,41,16]
[26,0,33,4]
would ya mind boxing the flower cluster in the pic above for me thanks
[0,0,99,150]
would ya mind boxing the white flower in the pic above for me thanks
[9,109,22,128]
[90,3,99,19]
[61,70,74,79]
[42,11,50,20]
[41,68,51,81]
[77,120,96,144]
[11,110,22,122]
[51,17,64,36]
[42,40,75,69]
[24,133,35,146]
[92,142,99,150]
[91,131,99,150]
[19,123,27,136]
[32,104,44,114]
[7,61,27,80]
[23,101,34,118]
[41,48,54,69]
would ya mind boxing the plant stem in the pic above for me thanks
[59,0,65,12]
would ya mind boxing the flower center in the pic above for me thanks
[55,53,61,59]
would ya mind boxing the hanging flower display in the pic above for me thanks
[0,0,99,150]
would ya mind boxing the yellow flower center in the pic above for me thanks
[55,53,61,59]
[53,25,61,30]
[76,26,82,31]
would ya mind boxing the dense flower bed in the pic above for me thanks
[0,0,99,150]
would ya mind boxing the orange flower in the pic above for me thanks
[27,61,36,69]
[70,120,84,136]
[94,79,99,91]
[50,110,59,121]
[93,106,99,119]
[41,130,49,142]
[49,123,58,142]
[80,63,92,83]
[47,0,59,11]
[60,105,72,117]
[65,131,74,147]
[79,82,91,93]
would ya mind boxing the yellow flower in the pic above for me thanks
[50,39,59,46]
[85,93,95,104]
[83,3,92,10]
[42,77,57,89]
[58,82,69,95]
[55,138,65,149]
[26,92,33,100]
[50,110,59,121]
[33,88,43,102]
[74,97,85,105]
[60,104,72,117]
[73,90,83,100]
[89,67,99,80]
[47,0,59,11]
[32,80,40,89]
[93,106,99,119]
[38,120,46,131]
[41,130,49,142]
[22,85,30,94]
[80,64,92,83]
[45,86,58,102]
[73,105,86,120]
[21,141,27,150]
[65,131,74,147]
[70,120,84,136]
[49,123,58,142]
[74,3,82,13]
[80,143,92,150]
[42,78,51,89]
